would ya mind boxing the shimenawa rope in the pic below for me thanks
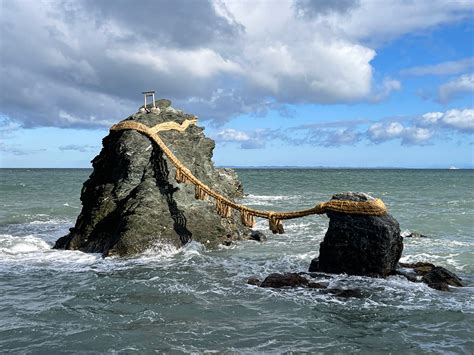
[110,118,387,234]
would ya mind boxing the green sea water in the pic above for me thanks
[0,168,473,353]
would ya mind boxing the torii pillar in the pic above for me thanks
[142,90,156,109]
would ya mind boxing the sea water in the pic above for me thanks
[0,168,473,353]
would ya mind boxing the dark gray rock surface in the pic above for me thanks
[398,262,464,291]
[54,100,248,256]
[257,273,326,289]
[249,230,267,242]
[311,192,403,277]
[404,232,429,238]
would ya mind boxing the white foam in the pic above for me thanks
[0,234,50,254]
[29,218,67,225]
[0,234,103,272]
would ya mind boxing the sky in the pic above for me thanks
[0,0,473,168]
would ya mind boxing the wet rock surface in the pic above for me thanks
[258,273,325,288]
[249,230,267,242]
[404,232,429,238]
[249,273,362,298]
[54,100,248,256]
[313,192,403,277]
[398,262,464,291]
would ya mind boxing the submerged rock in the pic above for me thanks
[404,232,429,238]
[249,230,267,242]
[321,288,363,298]
[311,192,403,277]
[255,273,326,289]
[252,273,364,298]
[54,100,248,256]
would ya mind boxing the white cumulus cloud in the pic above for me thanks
[422,109,474,132]
[367,121,433,145]
[438,74,474,103]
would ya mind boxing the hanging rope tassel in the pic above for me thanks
[175,168,190,184]
[224,203,232,218]
[216,199,232,218]
[175,168,187,184]
[269,213,284,234]
[194,185,208,201]
[240,210,255,228]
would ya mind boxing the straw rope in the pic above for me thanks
[110,118,387,234]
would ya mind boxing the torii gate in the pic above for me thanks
[142,90,156,109]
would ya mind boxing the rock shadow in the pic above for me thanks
[152,147,192,245]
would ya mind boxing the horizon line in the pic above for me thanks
[1,166,473,170]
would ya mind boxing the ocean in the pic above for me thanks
[1,168,473,353]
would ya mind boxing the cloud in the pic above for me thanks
[0,116,21,138]
[401,57,474,76]
[0,142,47,156]
[421,108,474,132]
[216,128,249,142]
[81,0,241,49]
[311,128,362,147]
[329,0,473,45]
[58,144,99,152]
[215,128,266,149]
[0,0,472,128]
[367,122,433,145]
[293,0,360,17]
[273,108,472,147]
[371,77,402,102]
[437,74,474,103]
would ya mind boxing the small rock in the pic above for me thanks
[307,282,327,289]
[156,99,172,109]
[324,288,363,298]
[399,261,435,274]
[405,232,429,238]
[249,230,267,242]
[260,273,310,288]
[308,258,320,272]
[422,266,464,291]
[397,262,463,291]
[392,269,418,282]
[247,277,261,286]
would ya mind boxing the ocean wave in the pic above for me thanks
[0,234,102,272]
[0,234,50,254]
[240,194,300,206]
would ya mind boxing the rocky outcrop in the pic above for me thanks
[398,262,464,291]
[54,99,248,256]
[310,192,403,277]
[250,192,462,292]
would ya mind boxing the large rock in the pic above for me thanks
[310,192,403,277]
[54,99,248,256]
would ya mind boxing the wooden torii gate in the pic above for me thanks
[142,90,156,110]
